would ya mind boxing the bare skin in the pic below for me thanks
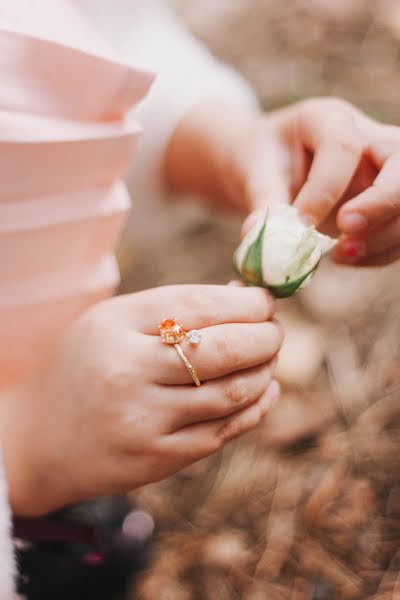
[6,95,400,516]
[166,97,400,266]
[0,285,281,515]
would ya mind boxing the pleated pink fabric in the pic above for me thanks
[0,0,154,387]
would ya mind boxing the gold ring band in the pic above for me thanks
[174,343,201,387]
[159,318,202,387]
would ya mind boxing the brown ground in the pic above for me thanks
[119,2,400,598]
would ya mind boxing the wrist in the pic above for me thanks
[164,100,259,210]
[0,383,36,514]
[0,379,73,516]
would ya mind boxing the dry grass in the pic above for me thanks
[120,2,400,598]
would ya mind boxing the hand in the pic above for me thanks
[0,285,282,516]
[166,98,400,267]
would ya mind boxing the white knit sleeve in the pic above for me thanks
[124,2,260,200]
[73,0,259,200]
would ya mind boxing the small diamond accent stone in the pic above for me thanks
[187,330,202,345]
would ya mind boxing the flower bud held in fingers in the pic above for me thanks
[234,205,336,298]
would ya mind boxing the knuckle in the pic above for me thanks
[300,96,349,116]
[312,96,353,116]
[300,97,362,155]
[373,183,400,214]
[180,287,220,325]
[180,287,206,313]
[298,98,323,121]
[217,420,239,444]
[299,96,325,112]
[224,377,249,409]
[326,96,353,113]
[103,365,132,393]
[315,186,341,211]
[216,337,243,369]
[337,136,363,159]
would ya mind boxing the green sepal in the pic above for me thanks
[238,219,267,286]
[266,264,318,298]
[233,214,319,298]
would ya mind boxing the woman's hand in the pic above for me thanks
[0,285,281,516]
[165,97,400,267]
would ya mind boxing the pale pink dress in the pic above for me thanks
[0,2,261,594]
[0,0,154,388]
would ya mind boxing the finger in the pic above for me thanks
[240,134,292,237]
[151,321,283,385]
[161,380,280,466]
[333,243,400,267]
[357,247,400,267]
[337,153,400,235]
[213,379,280,443]
[241,208,265,238]
[133,285,276,334]
[294,140,362,225]
[165,360,277,430]
[332,216,400,265]
[241,136,291,212]
[331,237,367,265]
[293,102,363,225]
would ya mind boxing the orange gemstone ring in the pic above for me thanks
[159,318,202,386]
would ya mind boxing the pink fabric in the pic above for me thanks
[0,0,154,387]
[0,30,153,121]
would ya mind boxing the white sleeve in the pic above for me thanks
[72,0,259,200]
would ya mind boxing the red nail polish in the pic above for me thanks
[336,239,366,263]
[345,242,365,258]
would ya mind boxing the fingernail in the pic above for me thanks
[340,212,368,233]
[241,210,265,237]
[333,239,367,263]
[227,280,243,287]
[263,380,281,411]
[300,213,316,227]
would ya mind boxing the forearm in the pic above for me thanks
[164,101,258,211]
[0,380,75,517]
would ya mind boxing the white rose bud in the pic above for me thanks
[234,205,337,298]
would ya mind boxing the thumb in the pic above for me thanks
[241,138,291,237]
[241,209,266,237]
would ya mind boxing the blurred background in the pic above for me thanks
[119,2,400,598]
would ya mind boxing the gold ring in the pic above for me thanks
[159,318,202,387]
[173,343,201,387]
